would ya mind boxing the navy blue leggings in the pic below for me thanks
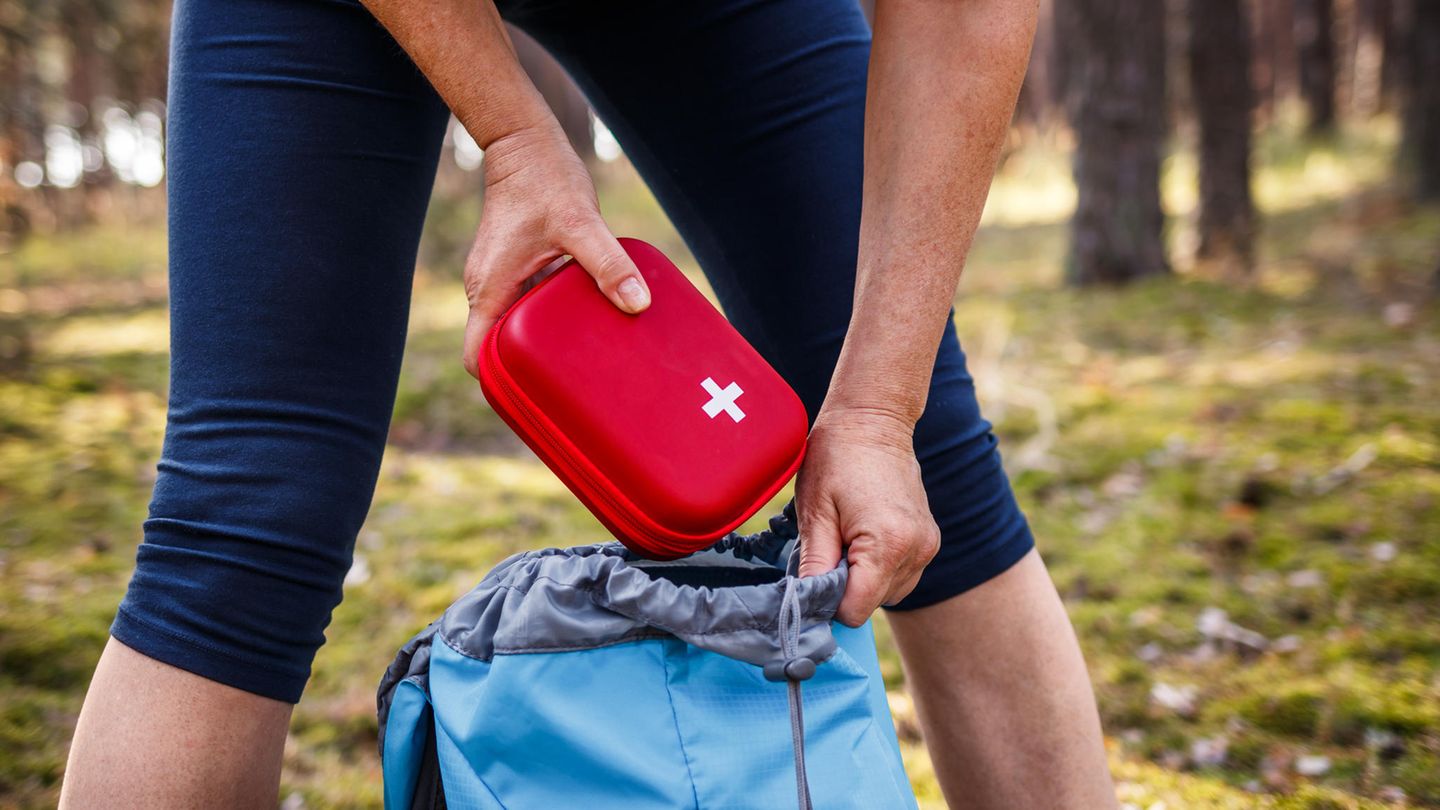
[114,0,1034,702]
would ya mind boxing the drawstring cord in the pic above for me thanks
[767,573,815,810]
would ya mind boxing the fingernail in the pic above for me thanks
[617,277,649,312]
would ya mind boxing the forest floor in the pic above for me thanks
[2,122,1437,808]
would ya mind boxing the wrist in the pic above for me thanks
[477,120,573,186]
[821,294,941,430]
[821,355,928,430]
[812,401,918,453]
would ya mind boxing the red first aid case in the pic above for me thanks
[478,238,808,559]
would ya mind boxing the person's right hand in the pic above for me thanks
[460,125,651,379]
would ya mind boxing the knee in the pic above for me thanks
[114,410,385,702]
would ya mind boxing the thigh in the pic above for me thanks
[508,0,1034,608]
[113,0,450,703]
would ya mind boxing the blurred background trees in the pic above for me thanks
[1188,0,1259,274]
[1,0,169,243]
[3,0,1436,276]
[1056,0,1170,285]
[1399,0,1440,201]
[3,2,1440,807]
[1295,0,1339,135]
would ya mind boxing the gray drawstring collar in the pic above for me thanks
[764,572,816,810]
[762,501,819,810]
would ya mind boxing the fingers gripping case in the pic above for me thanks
[478,238,809,559]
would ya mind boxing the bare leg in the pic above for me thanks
[57,0,447,803]
[887,549,1116,809]
[60,639,291,809]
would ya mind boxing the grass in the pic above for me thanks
[1,119,1437,808]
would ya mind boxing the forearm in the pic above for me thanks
[359,0,560,150]
[366,0,653,378]
[826,0,1037,425]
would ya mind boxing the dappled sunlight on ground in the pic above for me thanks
[39,309,170,358]
[1,127,1437,807]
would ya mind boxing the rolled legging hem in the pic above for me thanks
[110,605,309,704]
[881,523,1036,613]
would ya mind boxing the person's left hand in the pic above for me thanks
[795,407,941,626]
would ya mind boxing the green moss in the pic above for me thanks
[1224,733,1268,771]
[1393,742,1440,805]
[5,125,1439,807]
[1272,786,1364,810]
[1233,688,1327,737]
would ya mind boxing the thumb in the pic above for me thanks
[796,497,843,579]
[565,220,651,314]
[835,559,886,627]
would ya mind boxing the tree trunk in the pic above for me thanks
[1295,0,1337,133]
[61,0,111,222]
[1015,0,1057,133]
[1253,0,1299,125]
[1,12,47,176]
[1350,0,1389,117]
[1381,0,1411,107]
[1058,0,1169,286]
[1188,0,1257,272]
[1400,0,1440,200]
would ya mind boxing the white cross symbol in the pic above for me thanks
[700,377,746,423]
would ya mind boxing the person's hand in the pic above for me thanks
[460,125,651,378]
[795,407,941,626]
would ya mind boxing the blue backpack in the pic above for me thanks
[376,510,918,809]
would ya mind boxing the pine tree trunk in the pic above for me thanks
[1295,0,1337,133]
[1401,0,1440,199]
[1253,0,1300,126]
[1015,0,1056,132]
[61,0,111,222]
[1058,0,1169,285]
[1382,0,1411,107]
[1188,0,1257,272]
[1350,0,1389,116]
